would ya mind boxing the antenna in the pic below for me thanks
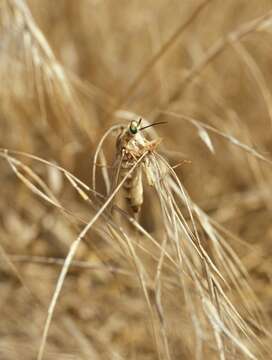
[139,121,167,131]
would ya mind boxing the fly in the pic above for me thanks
[112,118,166,218]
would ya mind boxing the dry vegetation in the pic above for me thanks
[0,0,272,359]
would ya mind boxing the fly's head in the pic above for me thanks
[116,117,167,155]
[116,118,139,154]
[128,118,142,137]
[117,118,144,151]
[126,117,167,139]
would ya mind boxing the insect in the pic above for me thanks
[112,118,165,218]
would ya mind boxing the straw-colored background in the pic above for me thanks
[0,1,271,359]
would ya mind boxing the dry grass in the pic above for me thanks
[0,1,272,359]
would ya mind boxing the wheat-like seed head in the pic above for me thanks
[0,1,272,359]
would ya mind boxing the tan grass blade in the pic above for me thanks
[37,152,148,360]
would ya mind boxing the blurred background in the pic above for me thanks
[0,0,271,359]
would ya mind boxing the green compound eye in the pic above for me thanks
[130,126,137,134]
[129,121,138,134]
